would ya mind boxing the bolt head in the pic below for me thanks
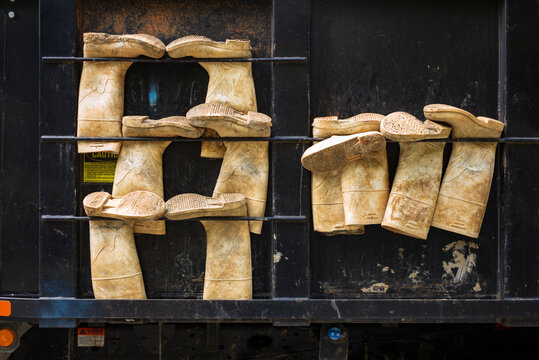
[8,11,15,19]
[328,327,341,341]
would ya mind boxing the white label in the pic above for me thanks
[77,327,105,347]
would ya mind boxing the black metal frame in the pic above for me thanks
[0,0,538,327]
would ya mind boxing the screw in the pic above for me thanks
[8,11,15,19]
[328,327,341,341]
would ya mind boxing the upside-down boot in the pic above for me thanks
[77,33,165,154]
[311,114,387,234]
[186,103,272,234]
[301,131,386,173]
[165,193,252,299]
[380,112,451,239]
[83,190,165,299]
[113,116,203,235]
[167,36,256,159]
[424,104,504,238]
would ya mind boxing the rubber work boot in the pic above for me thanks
[87,220,146,299]
[83,191,165,220]
[301,131,386,173]
[167,36,256,159]
[113,116,203,235]
[83,190,165,299]
[380,112,451,239]
[165,193,252,299]
[424,104,504,238]
[186,103,272,234]
[77,33,165,154]
[311,114,388,234]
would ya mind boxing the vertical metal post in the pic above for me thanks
[271,0,311,299]
[496,0,508,299]
[39,0,78,307]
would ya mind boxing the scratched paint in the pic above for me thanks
[442,240,480,290]
[361,282,389,293]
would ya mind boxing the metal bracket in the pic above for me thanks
[319,325,348,360]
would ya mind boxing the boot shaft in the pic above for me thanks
[89,220,146,299]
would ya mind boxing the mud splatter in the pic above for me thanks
[361,282,389,293]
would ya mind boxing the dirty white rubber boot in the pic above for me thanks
[424,104,504,238]
[167,36,256,159]
[311,113,387,233]
[186,103,272,234]
[83,189,165,299]
[83,191,165,220]
[165,193,252,299]
[114,116,203,235]
[380,112,451,239]
[77,33,165,154]
[88,220,146,299]
[301,131,386,173]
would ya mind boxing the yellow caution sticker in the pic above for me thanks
[83,152,118,183]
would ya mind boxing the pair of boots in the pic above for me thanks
[83,191,166,299]
[302,104,503,240]
[308,114,389,235]
[380,105,503,239]
[83,190,252,300]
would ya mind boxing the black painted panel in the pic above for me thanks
[504,0,539,297]
[39,0,79,297]
[272,0,311,298]
[0,0,40,295]
[310,0,499,297]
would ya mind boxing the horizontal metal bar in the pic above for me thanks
[3,298,539,324]
[41,135,314,143]
[41,215,307,222]
[41,135,539,144]
[42,56,308,64]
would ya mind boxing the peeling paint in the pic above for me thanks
[361,282,389,293]
[473,282,482,292]
[273,251,283,263]
[442,240,479,285]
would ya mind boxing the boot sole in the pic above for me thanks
[186,103,271,137]
[301,131,386,172]
[165,193,246,220]
[83,191,165,220]
[83,32,166,59]
[122,116,204,138]
[312,113,383,137]
[381,112,451,141]
[166,36,251,58]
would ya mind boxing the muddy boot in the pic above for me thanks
[88,220,146,299]
[311,114,386,234]
[165,193,252,299]
[186,103,272,234]
[167,36,256,159]
[83,190,165,220]
[77,33,165,154]
[301,131,386,173]
[312,170,365,235]
[114,116,203,235]
[424,104,504,238]
[83,190,165,299]
[380,112,451,239]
